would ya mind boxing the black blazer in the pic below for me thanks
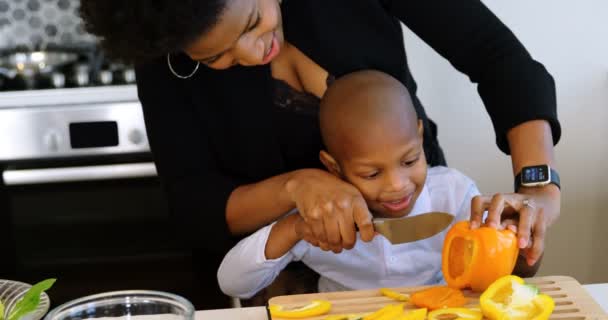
[135,0,560,254]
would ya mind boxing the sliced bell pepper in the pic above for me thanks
[379,288,410,302]
[469,305,482,313]
[442,221,519,292]
[362,304,404,320]
[480,275,555,320]
[411,286,467,310]
[394,308,427,320]
[427,308,483,320]
[268,300,332,318]
[323,314,367,320]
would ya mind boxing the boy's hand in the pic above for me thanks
[293,216,350,254]
[470,184,560,267]
[286,169,375,253]
[293,216,321,248]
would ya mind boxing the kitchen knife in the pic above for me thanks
[372,211,454,244]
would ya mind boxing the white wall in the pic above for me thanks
[402,0,608,283]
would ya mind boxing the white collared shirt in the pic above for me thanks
[217,166,480,299]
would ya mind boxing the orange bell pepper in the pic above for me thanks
[442,221,519,292]
[410,286,467,310]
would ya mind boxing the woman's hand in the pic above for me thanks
[286,169,375,253]
[470,184,560,266]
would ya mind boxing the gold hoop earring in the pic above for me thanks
[167,53,200,79]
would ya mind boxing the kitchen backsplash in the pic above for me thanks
[0,0,96,51]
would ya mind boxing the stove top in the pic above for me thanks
[0,52,136,91]
[0,0,132,91]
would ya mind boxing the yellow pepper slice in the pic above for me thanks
[323,314,368,320]
[480,275,555,320]
[362,304,404,320]
[380,288,410,302]
[268,300,332,318]
[469,305,482,313]
[428,308,483,319]
[394,308,427,320]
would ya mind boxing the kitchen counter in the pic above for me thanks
[195,283,608,319]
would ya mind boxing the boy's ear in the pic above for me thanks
[319,150,341,177]
[417,119,424,140]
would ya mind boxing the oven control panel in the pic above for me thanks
[0,85,151,161]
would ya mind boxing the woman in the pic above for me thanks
[80,0,561,308]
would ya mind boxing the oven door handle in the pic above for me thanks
[3,162,158,185]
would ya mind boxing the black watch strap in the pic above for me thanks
[514,167,561,192]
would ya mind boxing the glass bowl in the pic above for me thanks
[43,290,194,320]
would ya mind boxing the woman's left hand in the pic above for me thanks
[470,184,561,266]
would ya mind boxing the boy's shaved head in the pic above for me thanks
[320,70,418,161]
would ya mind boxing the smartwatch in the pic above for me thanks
[514,164,561,192]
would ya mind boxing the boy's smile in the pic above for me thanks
[380,193,413,212]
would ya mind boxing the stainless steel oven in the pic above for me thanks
[0,86,200,307]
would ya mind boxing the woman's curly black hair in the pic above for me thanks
[80,0,227,63]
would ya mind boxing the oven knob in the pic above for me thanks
[128,129,145,145]
[98,70,114,86]
[51,72,66,88]
[43,131,61,152]
[123,68,136,84]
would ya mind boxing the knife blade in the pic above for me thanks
[372,211,454,244]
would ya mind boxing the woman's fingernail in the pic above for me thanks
[470,222,478,229]
[519,238,528,248]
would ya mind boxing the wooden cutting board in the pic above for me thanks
[268,276,607,319]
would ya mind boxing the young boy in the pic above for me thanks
[217,70,480,298]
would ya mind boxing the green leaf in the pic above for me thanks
[1,298,5,320]
[8,279,56,320]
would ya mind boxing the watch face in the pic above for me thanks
[522,165,550,184]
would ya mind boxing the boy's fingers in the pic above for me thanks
[303,235,319,247]
[353,198,374,242]
[298,221,319,247]
[470,195,486,229]
[318,242,331,251]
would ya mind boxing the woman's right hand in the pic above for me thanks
[286,169,375,253]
